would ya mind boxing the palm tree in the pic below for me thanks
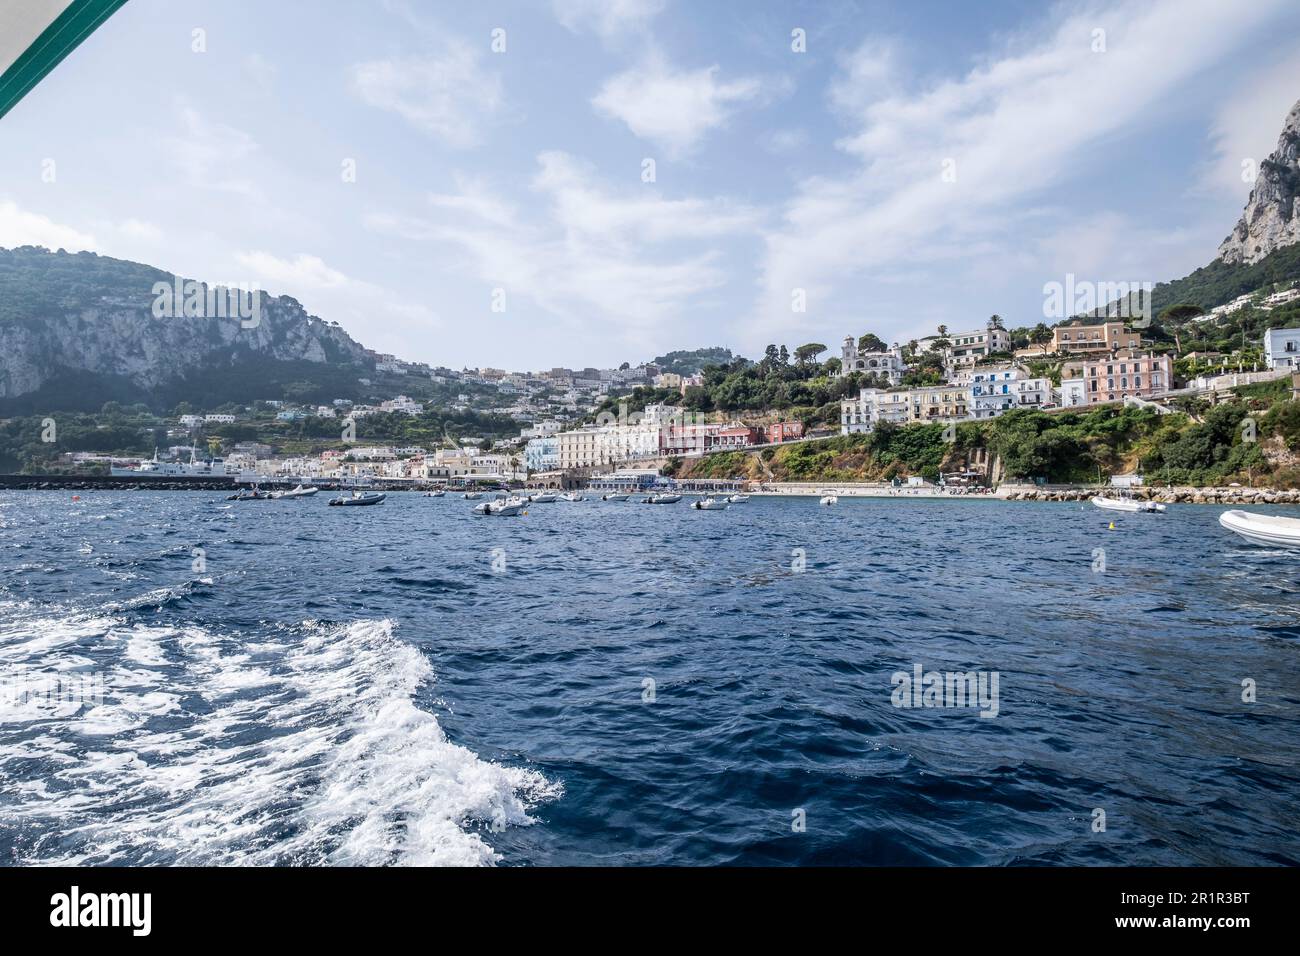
[989,314,1004,330]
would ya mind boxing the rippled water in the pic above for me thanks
[1,491,1298,866]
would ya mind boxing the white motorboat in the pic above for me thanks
[422,490,445,498]
[558,492,585,502]
[464,491,483,500]
[528,492,559,503]
[692,497,729,510]
[1219,509,1300,549]
[727,494,750,504]
[474,495,527,517]
[279,484,318,498]
[1091,496,1163,513]
[643,493,682,504]
[601,493,630,501]
[819,494,838,506]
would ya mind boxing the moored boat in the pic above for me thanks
[1218,509,1300,549]
[692,497,729,510]
[643,493,682,504]
[329,491,386,506]
[558,492,585,502]
[819,494,838,506]
[473,495,527,516]
[601,493,630,501]
[279,484,318,498]
[727,494,750,504]
[528,492,559,503]
[1091,496,1163,513]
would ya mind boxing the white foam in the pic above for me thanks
[0,614,560,865]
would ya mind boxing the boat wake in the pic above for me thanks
[0,609,559,866]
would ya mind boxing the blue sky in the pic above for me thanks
[2,0,1299,369]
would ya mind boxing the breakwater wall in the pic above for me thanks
[999,484,1300,505]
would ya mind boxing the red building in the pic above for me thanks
[708,426,760,450]
[762,422,803,443]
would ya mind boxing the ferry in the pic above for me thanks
[110,447,243,478]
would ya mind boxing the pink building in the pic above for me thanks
[1065,351,1172,404]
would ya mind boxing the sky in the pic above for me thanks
[1,0,1299,370]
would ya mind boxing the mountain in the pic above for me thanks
[0,246,374,413]
[1218,99,1300,265]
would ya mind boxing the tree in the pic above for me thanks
[1158,303,1204,357]
[989,314,1004,330]
[857,333,887,353]
[1031,323,1053,354]
[794,342,828,365]
[779,345,790,366]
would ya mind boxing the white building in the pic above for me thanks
[380,395,423,415]
[838,336,907,383]
[179,415,203,427]
[840,388,912,434]
[968,367,1052,419]
[204,414,236,424]
[1263,327,1300,369]
[1058,378,1087,407]
[525,436,559,472]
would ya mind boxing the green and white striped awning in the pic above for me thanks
[0,0,128,120]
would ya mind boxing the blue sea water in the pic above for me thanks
[1,490,1298,866]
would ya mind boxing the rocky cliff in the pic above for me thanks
[0,246,373,410]
[1218,99,1300,265]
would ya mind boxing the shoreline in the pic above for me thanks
[3,473,1299,506]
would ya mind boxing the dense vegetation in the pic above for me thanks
[651,347,735,375]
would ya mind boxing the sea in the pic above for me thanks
[1,490,1297,866]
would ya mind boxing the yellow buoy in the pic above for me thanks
[1108,521,1115,530]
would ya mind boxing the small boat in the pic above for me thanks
[232,486,272,501]
[692,497,729,510]
[643,493,682,504]
[474,495,527,516]
[601,493,630,501]
[278,484,318,498]
[1091,496,1163,513]
[727,494,750,504]
[422,490,445,498]
[819,494,838,506]
[329,491,386,506]
[558,492,585,502]
[463,491,483,500]
[1219,509,1300,549]
[528,492,558,503]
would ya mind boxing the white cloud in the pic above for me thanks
[364,152,758,350]
[753,0,1293,347]
[350,45,502,147]
[234,251,351,291]
[0,200,97,251]
[231,248,441,354]
[1197,48,1300,201]
[167,104,260,197]
[119,219,162,242]
[592,55,763,155]
[552,0,665,40]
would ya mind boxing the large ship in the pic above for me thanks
[110,447,247,479]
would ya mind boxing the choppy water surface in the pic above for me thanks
[1,491,1297,866]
